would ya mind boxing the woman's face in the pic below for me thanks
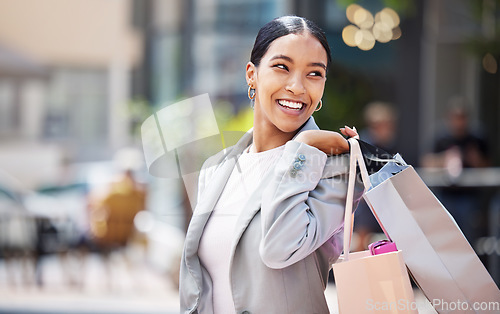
[246,32,328,135]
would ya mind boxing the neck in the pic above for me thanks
[252,122,298,153]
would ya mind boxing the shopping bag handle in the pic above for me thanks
[348,138,372,191]
[342,138,391,261]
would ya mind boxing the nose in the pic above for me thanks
[285,73,306,95]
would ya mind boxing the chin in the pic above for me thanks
[276,121,308,134]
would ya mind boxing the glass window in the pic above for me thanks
[215,0,277,34]
[44,68,108,151]
[152,33,181,106]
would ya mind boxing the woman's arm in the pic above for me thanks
[259,140,363,269]
[293,126,358,155]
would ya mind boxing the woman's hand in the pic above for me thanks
[294,126,358,155]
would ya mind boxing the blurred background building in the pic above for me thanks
[0,0,499,312]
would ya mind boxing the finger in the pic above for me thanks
[343,126,357,137]
[345,125,356,132]
[341,125,355,136]
[344,126,360,139]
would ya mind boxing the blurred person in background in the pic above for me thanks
[87,169,146,249]
[421,96,490,243]
[77,168,146,289]
[353,101,398,251]
[359,101,398,153]
[421,98,490,169]
[179,16,362,314]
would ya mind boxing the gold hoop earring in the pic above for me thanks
[248,86,256,100]
[315,99,323,112]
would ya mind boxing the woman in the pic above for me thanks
[180,16,362,314]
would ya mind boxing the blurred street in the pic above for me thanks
[0,251,437,314]
[0,251,180,314]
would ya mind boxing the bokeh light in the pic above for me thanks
[346,4,363,25]
[342,24,359,47]
[343,4,401,51]
[392,26,402,40]
[355,29,376,51]
[373,22,392,43]
[377,7,400,29]
[353,7,374,29]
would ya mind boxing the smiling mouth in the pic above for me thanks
[277,99,305,111]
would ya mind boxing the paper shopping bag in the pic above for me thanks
[332,139,417,314]
[333,250,417,313]
[363,165,500,313]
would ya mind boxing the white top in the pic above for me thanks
[198,144,285,314]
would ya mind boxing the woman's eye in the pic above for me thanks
[309,71,324,78]
[273,64,288,71]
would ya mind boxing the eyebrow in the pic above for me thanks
[270,54,327,70]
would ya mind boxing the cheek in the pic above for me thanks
[257,67,286,87]
[257,78,280,98]
[309,81,326,100]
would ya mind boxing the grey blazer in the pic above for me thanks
[179,117,363,314]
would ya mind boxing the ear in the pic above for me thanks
[246,62,257,86]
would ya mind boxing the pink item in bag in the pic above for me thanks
[369,240,398,255]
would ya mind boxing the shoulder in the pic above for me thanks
[199,143,239,180]
[321,154,350,179]
[199,149,227,186]
[202,129,252,172]
[202,148,228,171]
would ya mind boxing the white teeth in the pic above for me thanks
[278,100,303,110]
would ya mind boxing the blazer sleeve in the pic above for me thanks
[259,140,363,269]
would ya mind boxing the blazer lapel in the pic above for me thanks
[183,130,253,274]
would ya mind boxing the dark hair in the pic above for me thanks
[250,16,332,70]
